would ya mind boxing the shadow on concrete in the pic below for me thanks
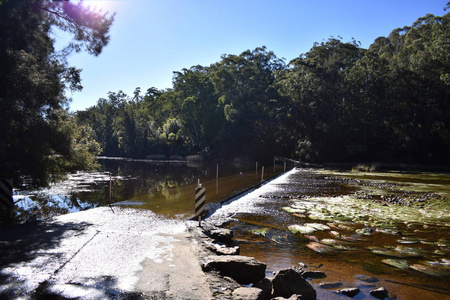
[0,219,92,299]
[0,219,92,269]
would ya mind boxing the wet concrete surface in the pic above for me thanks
[0,207,211,299]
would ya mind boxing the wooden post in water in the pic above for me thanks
[273,157,276,173]
[256,162,258,175]
[284,161,286,172]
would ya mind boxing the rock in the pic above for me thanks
[337,288,360,298]
[272,294,307,300]
[306,242,336,253]
[301,270,326,279]
[253,278,272,299]
[354,274,378,283]
[202,255,266,284]
[203,227,234,244]
[216,245,240,255]
[205,241,240,255]
[369,287,389,299]
[319,281,342,289]
[232,287,265,300]
[271,268,316,300]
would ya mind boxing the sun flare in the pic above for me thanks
[82,0,113,12]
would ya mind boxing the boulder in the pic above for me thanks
[202,255,266,284]
[253,278,272,299]
[370,287,389,299]
[271,268,316,300]
[232,287,265,300]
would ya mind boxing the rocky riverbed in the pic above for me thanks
[199,168,450,300]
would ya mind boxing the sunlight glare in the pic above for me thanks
[81,0,113,12]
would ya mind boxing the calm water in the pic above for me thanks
[13,158,286,222]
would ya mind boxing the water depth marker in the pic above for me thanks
[195,179,206,226]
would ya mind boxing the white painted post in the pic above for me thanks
[261,166,264,182]
[109,176,112,205]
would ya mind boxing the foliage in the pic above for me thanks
[77,8,450,165]
[0,0,114,187]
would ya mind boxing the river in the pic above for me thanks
[12,160,450,299]
[207,168,450,300]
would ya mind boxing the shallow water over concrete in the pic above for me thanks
[208,168,450,300]
[13,158,286,222]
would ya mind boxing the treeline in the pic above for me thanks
[77,10,450,164]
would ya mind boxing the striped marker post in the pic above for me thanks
[194,180,206,227]
[0,179,13,208]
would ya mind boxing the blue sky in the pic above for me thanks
[61,0,448,111]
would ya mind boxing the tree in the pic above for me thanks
[0,0,114,186]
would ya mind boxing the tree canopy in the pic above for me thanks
[77,8,450,165]
[0,0,114,186]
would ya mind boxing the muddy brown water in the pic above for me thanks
[221,169,450,300]
[13,161,450,299]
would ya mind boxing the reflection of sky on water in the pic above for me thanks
[12,171,132,221]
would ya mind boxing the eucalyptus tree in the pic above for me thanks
[0,0,114,186]
[209,46,286,159]
[277,38,365,161]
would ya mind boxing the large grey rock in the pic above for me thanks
[202,255,266,284]
[232,287,265,300]
[271,268,316,300]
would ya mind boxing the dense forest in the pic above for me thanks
[77,8,450,166]
[1,1,450,191]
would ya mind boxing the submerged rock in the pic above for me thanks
[369,287,389,299]
[301,270,326,279]
[337,287,360,298]
[319,281,342,289]
[288,223,330,235]
[410,263,447,277]
[381,258,409,269]
[354,275,378,283]
[271,268,316,300]
[306,242,336,254]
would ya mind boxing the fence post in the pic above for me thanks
[261,166,264,182]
